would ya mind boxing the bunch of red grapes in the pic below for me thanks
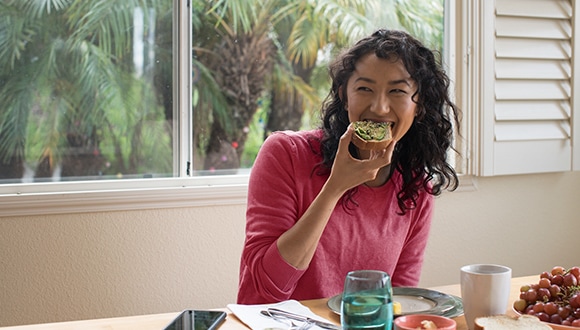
[513,266,580,327]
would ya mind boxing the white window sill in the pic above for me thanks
[0,175,250,217]
[0,174,477,217]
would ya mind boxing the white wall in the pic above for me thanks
[1,172,579,327]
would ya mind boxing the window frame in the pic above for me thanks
[0,0,479,218]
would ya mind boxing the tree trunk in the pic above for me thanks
[265,62,315,136]
[203,30,274,171]
[267,87,304,136]
[203,119,240,173]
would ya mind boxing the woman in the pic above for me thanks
[237,29,460,304]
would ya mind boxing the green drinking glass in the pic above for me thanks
[341,270,393,330]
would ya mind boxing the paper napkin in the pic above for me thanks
[227,299,335,330]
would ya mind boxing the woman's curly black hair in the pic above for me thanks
[317,29,461,214]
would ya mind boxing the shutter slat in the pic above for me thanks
[496,17,571,39]
[495,121,570,141]
[493,140,571,175]
[496,38,571,60]
[495,101,570,121]
[496,0,572,19]
[495,80,570,100]
[496,59,570,79]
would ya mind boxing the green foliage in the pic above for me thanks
[240,98,270,168]
[394,0,444,50]
[0,0,444,180]
[238,0,445,167]
[0,0,172,178]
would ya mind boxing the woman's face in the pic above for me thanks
[343,53,418,142]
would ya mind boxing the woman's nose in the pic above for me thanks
[371,95,390,114]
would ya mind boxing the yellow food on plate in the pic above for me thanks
[393,301,402,315]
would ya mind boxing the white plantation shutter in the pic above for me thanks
[465,0,580,176]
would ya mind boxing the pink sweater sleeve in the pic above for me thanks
[238,133,308,303]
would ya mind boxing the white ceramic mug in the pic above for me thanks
[460,264,512,330]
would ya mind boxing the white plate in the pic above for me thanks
[327,287,463,318]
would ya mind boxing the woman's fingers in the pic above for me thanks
[337,124,355,157]
[329,127,397,189]
[369,139,396,163]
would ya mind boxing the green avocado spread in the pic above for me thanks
[354,121,389,141]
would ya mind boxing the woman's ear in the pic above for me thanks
[414,106,424,119]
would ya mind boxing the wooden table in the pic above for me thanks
[0,275,536,330]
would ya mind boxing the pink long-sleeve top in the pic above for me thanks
[237,129,433,304]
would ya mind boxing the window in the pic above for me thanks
[14,0,556,215]
[0,0,178,182]
[190,0,446,176]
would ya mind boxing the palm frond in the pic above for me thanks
[206,0,266,34]
[192,58,232,143]
[271,63,319,111]
[284,0,373,68]
[66,0,152,59]
[20,0,72,18]
[27,89,70,166]
[287,13,324,68]
[0,4,37,70]
[395,0,444,49]
[313,0,371,39]
[0,71,36,163]
[269,2,302,27]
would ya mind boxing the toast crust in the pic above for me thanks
[473,315,551,330]
[351,133,392,150]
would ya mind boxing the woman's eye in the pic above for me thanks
[357,86,371,91]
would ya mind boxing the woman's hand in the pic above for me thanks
[326,124,396,193]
